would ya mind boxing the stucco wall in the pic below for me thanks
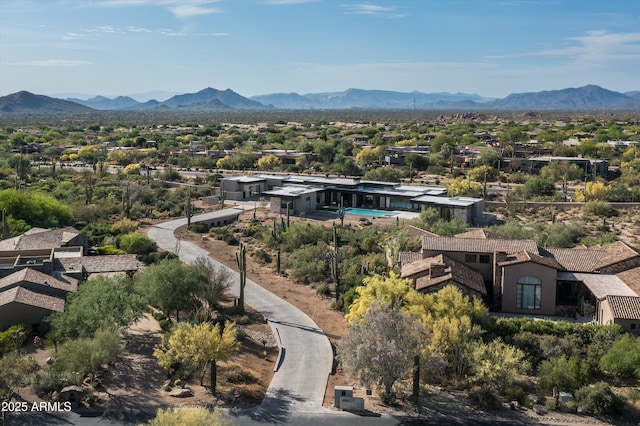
[0,304,55,330]
[501,262,557,316]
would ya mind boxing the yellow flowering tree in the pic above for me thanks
[154,321,240,391]
[575,181,611,202]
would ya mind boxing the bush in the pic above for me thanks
[0,324,30,354]
[28,369,80,397]
[599,334,640,378]
[97,245,127,255]
[468,384,503,410]
[252,248,271,264]
[575,382,622,416]
[188,223,209,233]
[118,232,157,255]
[316,284,331,297]
[224,364,257,384]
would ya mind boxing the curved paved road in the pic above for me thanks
[147,209,334,417]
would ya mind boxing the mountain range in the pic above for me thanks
[1,85,639,113]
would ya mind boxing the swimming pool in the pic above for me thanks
[344,208,398,218]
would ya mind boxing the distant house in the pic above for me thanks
[222,174,484,224]
[400,231,640,334]
[520,156,609,177]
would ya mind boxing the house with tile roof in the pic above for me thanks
[0,228,139,331]
[399,229,640,334]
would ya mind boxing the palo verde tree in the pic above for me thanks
[153,321,240,391]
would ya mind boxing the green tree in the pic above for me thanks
[49,275,146,340]
[404,153,429,171]
[136,258,207,321]
[521,177,556,199]
[153,321,240,390]
[362,166,401,182]
[599,334,640,378]
[0,189,73,229]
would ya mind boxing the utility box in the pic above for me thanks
[340,396,365,412]
[334,386,353,408]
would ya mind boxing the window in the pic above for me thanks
[631,323,636,330]
[465,254,477,263]
[516,276,542,310]
[479,254,491,264]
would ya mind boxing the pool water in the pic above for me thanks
[344,208,398,218]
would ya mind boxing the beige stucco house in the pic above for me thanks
[400,230,640,333]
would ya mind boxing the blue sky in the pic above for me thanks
[1,0,639,100]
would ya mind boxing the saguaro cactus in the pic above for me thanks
[236,242,247,313]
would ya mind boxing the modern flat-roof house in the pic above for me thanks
[520,156,609,177]
[222,174,485,224]
[0,228,139,331]
[400,232,640,334]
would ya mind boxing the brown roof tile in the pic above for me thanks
[617,266,640,296]
[422,236,539,254]
[499,251,564,270]
[606,295,640,320]
[455,229,508,240]
[398,251,422,267]
[402,254,486,295]
[80,254,138,273]
[0,268,77,293]
[594,241,640,270]
[541,248,608,272]
[0,286,65,311]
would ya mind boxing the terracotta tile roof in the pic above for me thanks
[0,268,77,293]
[80,254,138,273]
[398,251,422,267]
[617,266,640,296]
[455,229,508,240]
[0,286,65,311]
[402,253,486,295]
[594,241,640,270]
[541,248,608,272]
[606,295,640,320]
[499,251,564,270]
[422,236,539,254]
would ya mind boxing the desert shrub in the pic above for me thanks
[224,364,257,384]
[28,369,81,397]
[145,407,231,426]
[468,384,503,410]
[188,222,209,233]
[287,243,329,284]
[583,201,617,218]
[97,245,127,255]
[599,334,640,378]
[118,232,157,255]
[574,382,622,416]
[538,356,589,394]
[252,248,271,264]
[316,284,331,297]
[0,324,30,354]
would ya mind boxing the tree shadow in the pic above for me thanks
[232,388,306,423]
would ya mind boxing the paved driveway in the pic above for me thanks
[147,209,334,415]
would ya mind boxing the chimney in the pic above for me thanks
[493,249,507,311]
[429,262,447,279]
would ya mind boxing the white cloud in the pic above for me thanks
[9,60,92,67]
[341,3,407,18]
[100,0,220,19]
[489,30,640,64]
